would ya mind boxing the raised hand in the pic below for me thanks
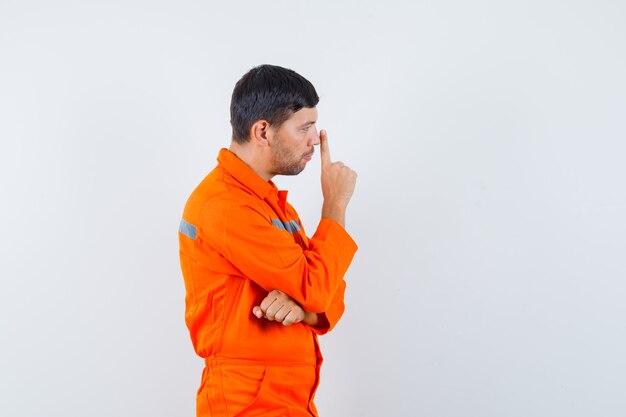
[319,129,357,227]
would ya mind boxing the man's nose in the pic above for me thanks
[310,128,320,146]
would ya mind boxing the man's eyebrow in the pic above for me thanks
[300,121,317,127]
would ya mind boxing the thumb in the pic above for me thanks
[319,129,331,166]
[252,306,263,319]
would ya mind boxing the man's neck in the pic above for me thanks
[228,141,273,182]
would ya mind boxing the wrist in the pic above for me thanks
[321,200,346,228]
[303,311,319,326]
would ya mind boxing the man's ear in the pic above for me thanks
[250,120,271,147]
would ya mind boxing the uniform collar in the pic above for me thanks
[217,148,277,200]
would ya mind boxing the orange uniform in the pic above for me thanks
[179,149,358,416]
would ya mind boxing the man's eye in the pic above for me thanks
[303,127,310,132]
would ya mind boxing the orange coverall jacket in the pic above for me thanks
[179,149,358,416]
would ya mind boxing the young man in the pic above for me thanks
[178,64,358,416]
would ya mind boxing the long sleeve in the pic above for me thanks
[199,201,357,313]
[307,279,346,335]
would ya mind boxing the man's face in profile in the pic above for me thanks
[269,107,320,176]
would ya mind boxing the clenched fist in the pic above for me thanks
[252,290,306,326]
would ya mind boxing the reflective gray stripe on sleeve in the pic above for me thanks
[271,219,301,234]
[179,219,197,240]
[271,219,286,231]
[284,220,301,233]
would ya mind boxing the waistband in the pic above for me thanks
[204,355,318,367]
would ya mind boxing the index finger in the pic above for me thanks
[319,129,331,166]
[259,292,279,313]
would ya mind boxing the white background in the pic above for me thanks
[1,1,625,416]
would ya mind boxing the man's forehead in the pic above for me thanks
[290,107,318,124]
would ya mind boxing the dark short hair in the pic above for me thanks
[230,64,319,144]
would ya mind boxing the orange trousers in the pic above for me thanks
[197,358,320,417]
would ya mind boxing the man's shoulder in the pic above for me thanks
[183,166,269,225]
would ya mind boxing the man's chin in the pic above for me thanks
[282,165,306,176]
[272,166,305,177]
